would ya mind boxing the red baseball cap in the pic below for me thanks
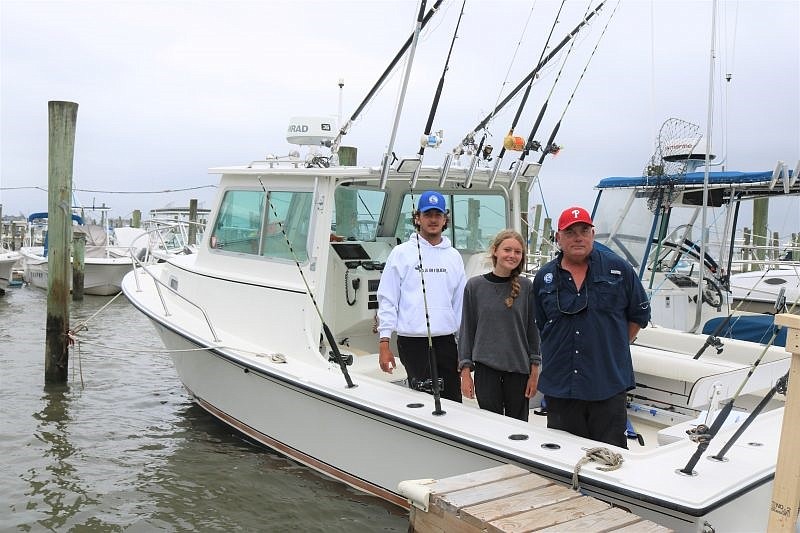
[558,206,594,231]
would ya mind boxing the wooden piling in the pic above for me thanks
[188,199,198,246]
[768,313,800,532]
[71,231,85,300]
[752,198,768,267]
[540,217,553,267]
[45,101,78,384]
[132,209,141,228]
[338,146,357,166]
[529,204,542,258]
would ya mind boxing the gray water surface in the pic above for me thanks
[0,286,407,531]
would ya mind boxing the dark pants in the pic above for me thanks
[397,335,462,403]
[544,392,628,449]
[474,362,529,421]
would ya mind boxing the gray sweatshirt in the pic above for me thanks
[458,273,541,374]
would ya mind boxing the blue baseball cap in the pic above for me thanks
[418,191,446,213]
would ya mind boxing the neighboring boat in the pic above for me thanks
[591,165,799,339]
[20,212,136,296]
[728,266,800,314]
[122,133,793,531]
[0,242,21,294]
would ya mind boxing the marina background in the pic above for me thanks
[1,0,798,232]
[0,286,407,531]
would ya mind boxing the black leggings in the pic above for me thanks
[474,362,530,421]
[397,335,462,403]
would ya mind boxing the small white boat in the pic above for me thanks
[729,266,800,313]
[20,213,136,296]
[0,243,21,294]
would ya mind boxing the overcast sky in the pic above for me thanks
[1,0,798,234]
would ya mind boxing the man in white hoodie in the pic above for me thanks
[377,190,466,402]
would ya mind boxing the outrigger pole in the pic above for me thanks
[330,0,444,157]
[380,0,427,189]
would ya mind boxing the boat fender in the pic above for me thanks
[397,478,436,511]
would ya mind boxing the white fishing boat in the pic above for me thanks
[121,118,796,530]
[20,213,136,296]
[728,266,800,314]
[0,243,21,294]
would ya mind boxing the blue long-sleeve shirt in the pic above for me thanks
[532,246,651,401]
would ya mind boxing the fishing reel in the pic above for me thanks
[328,350,354,366]
[410,377,444,395]
[420,130,444,149]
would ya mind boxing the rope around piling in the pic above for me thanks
[572,447,624,491]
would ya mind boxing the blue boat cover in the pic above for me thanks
[597,171,780,189]
[28,212,84,224]
[702,314,788,347]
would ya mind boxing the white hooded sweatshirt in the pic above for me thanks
[377,233,466,339]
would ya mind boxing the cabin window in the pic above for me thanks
[394,193,507,252]
[210,189,312,261]
[332,187,385,241]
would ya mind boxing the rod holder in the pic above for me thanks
[438,153,453,187]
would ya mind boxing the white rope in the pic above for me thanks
[572,446,624,491]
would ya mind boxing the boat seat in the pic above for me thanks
[632,345,790,408]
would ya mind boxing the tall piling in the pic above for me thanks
[72,231,85,300]
[188,199,198,246]
[45,101,78,384]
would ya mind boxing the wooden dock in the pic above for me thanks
[402,464,672,533]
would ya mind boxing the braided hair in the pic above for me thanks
[488,230,527,308]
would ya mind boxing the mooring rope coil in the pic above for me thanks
[572,446,624,491]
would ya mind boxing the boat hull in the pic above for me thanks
[130,299,781,533]
[22,250,132,295]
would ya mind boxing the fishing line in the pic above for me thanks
[524,0,621,204]
[456,1,607,160]
[491,0,566,171]
[331,0,445,155]
[410,0,467,188]
[258,178,355,389]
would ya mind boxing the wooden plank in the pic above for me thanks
[460,483,580,528]
[428,464,528,495]
[768,314,800,532]
[487,496,609,533]
[435,473,552,513]
[534,507,641,532]
[411,504,485,533]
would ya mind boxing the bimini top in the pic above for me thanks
[596,170,779,189]
[28,212,84,224]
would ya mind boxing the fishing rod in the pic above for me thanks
[460,3,537,188]
[258,178,355,389]
[456,1,607,167]
[479,0,566,189]
[330,0,445,156]
[709,371,788,462]
[679,330,783,475]
[380,0,427,189]
[502,0,591,190]
[515,0,621,193]
[410,0,467,189]
[403,2,467,415]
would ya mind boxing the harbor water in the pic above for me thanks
[0,286,408,531]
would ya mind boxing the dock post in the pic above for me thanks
[45,100,78,384]
[188,199,198,246]
[132,210,141,228]
[339,146,357,166]
[71,231,85,300]
[753,198,768,268]
[769,313,800,531]
[529,204,542,261]
[539,217,553,267]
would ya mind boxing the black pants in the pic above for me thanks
[544,392,628,449]
[474,362,529,421]
[397,335,462,403]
